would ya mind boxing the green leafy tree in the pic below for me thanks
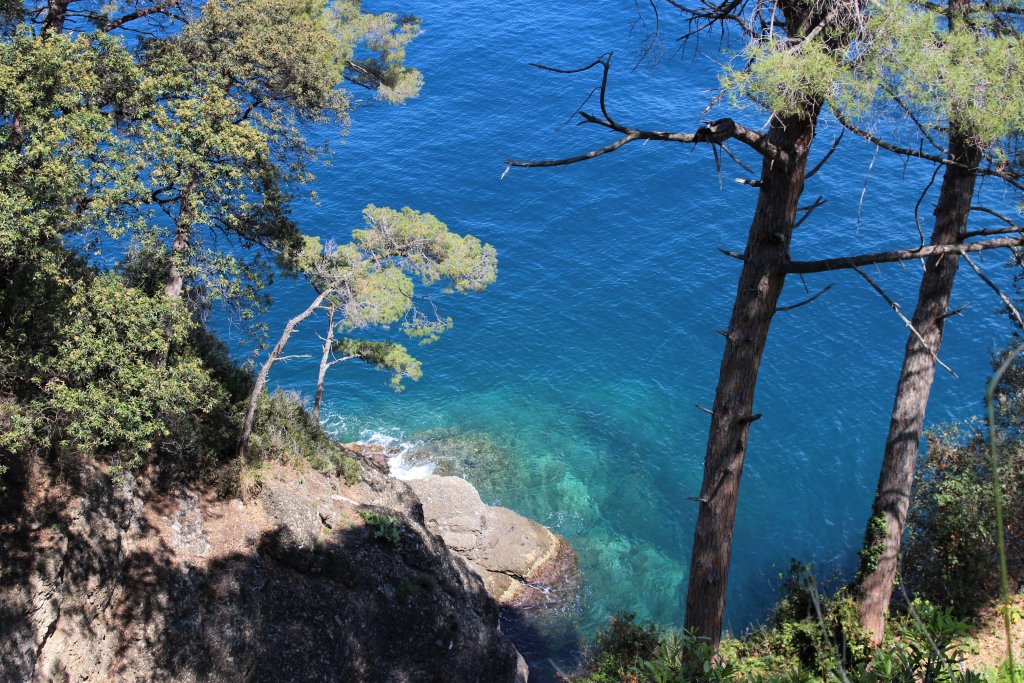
[237,205,497,459]
[131,0,423,312]
[0,0,424,476]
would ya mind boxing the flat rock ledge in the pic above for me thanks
[406,475,579,610]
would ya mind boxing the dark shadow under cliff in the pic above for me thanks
[0,455,525,682]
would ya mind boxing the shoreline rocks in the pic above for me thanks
[406,474,581,611]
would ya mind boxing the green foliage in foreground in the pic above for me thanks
[573,591,1001,683]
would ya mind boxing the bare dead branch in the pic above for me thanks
[964,225,1024,239]
[852,266,957,377]
[735,177,763,187]
[102,0,183,32]
[794,196,827,229]
[914,164,942,248]
[804,130,844,180]
[719,248,745,260]
[938,304,969,320]
[507,53,789,170]
[832,108,1024,191]
[961,252,1024,330]
[785,236,1024,274]
[775,283,834,311]
[719,143,755,174]
[505,132,641,168]
[879,81,944,154]
[857,145,880,231]
[696,402,714,415]
[508,116,786,169]
[970,206,1023,228]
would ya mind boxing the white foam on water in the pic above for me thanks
[359,431,435,480]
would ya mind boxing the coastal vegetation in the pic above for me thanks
[0,0,495,483]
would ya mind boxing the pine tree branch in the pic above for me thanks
[101,0,183,32]
[961,252,1024,330]
[832,108,1024,191]
[852,266,957,377]
[785,237,1024,273]
[506,53,788,171]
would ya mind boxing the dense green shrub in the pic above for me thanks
[903,350,1024,616]
[572,614,727,683]
[723,562,873,680]
[0,270,228,472]
[577,565,993,682]
[248,389,362,484]
[576,613,662,682]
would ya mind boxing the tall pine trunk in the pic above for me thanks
[856,131,981,643]
[684,109,819,645]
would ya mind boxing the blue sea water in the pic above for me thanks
[240,0,1021,675]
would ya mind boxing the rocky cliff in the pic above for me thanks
[0,445,576,682]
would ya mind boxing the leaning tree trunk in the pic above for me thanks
[856,129,981,643]
[238,291,328,460]
[312,306,336,422]
[684,109,820,647]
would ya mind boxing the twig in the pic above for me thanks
[794,196,827,229]
[970,206,1023,228]
[938,304,968,320]
[857,145,880,233]
[914,165,942,248]
[852,266,956,377]
[718,143,755,174]
[961,252,1024,330]
[804,130,843,181]
[786,236,1024,274]
[775,284,833,312]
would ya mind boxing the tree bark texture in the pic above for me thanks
[238,291,328,460]
[164,189,194,301]
[42,0,69,34]
[856,129,981,643]
[684,110,819,646]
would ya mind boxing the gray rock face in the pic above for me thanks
[0,458,527,682]
[407,475,579,609]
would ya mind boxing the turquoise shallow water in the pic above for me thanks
[234,0,1021,674]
